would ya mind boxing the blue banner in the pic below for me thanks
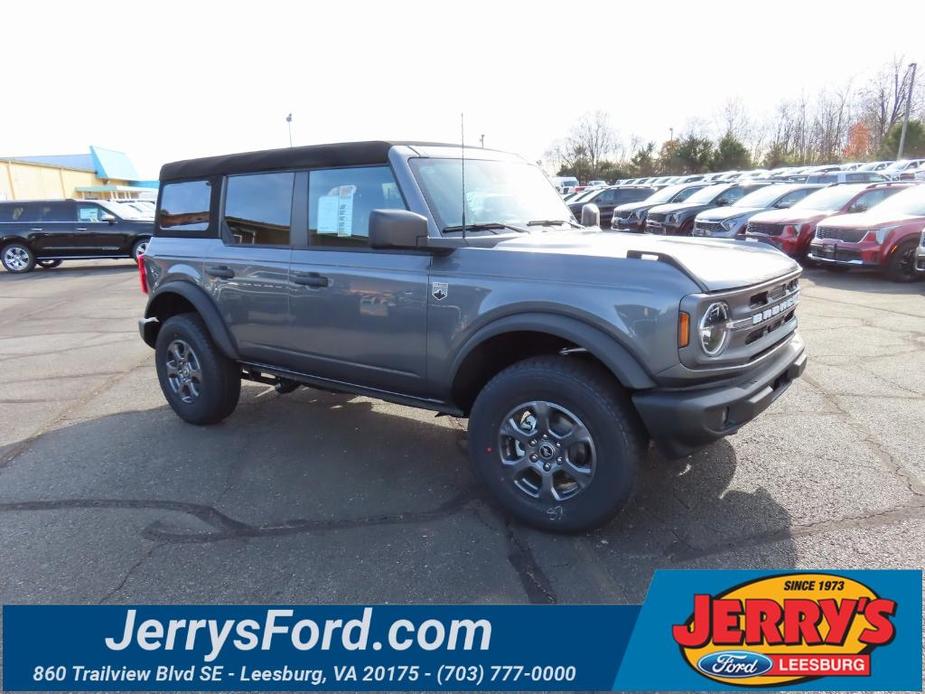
[2,570,921,691]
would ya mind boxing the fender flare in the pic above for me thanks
[447,312,656,391]
[144,281,239,360]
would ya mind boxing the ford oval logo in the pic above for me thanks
[696,650,774,678]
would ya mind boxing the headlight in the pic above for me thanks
[721,217,740,231]
[699,302,730,356]
[668,213,679,224]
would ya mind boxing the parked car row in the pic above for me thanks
[586,176,924,282]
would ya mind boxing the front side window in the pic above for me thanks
[224,172,293,246]
[77,204,110,222]
[0,205,27,222]
[308,166,405,248]
[159,180,212,232]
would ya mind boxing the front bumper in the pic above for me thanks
[807,239,880,267]
[632,333,806,458]
[916,245,925,273]
[645,220,684,235]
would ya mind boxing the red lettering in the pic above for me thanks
[783,599,823,645]
[672,594,712,647]
[743,599,784,645]
[712,598,744,645]
[818,598,857,644]
[859,598,897,645]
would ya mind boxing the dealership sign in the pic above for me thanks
[3,570,920,691]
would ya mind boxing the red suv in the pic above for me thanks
[807,183,925,281]
[745,182,911,259]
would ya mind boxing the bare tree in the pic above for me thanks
[563,110,619,170]
[858,56,924,152]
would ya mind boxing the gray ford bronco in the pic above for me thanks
[138,141,806,532]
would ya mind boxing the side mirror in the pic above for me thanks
[581,203,600,227]
[368,209,429,250]
[847,204,867,214]
[100,213,116,224]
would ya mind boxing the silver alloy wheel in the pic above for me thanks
[165,339,202,403]
[497,400,596,502]
[134,241,148,259]
[3,246,31,271]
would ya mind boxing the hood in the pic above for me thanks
[747,208,829,225]
[696,205,762,222]
[492,230,799,292]
[613,200,655,214]
[820,210,925,229]
[648,201,705,215]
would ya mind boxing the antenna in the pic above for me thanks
[460,112,466,243]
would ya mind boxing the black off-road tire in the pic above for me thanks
[468,356,646,532]
[1,242,36,273]
[155,313,241,425]
[884,240,920,283]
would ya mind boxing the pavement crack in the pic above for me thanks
[97,542,165,604]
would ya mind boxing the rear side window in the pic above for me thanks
[0,205,26,222]
[159,180,211,232]
[223,172,294,246]
[307,166,405,249]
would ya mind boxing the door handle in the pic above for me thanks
[76,227,87,231]
[206,265,235,279]
[292,271,330,287]
[30,227,43,232]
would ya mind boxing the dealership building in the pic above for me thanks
[0,146,157,202]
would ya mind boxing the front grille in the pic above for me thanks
[815,226,867,242]
[647,211,667,223]
[695,220,723,233]
[747,222,784,237]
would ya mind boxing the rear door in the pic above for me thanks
[284,165,430,395]
[203,172,294,364]
[27,201,79,256]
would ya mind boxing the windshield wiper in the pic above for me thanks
[526,219,583,229]
[442,222,530,234]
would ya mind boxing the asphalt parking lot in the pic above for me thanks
[0,260,923,607]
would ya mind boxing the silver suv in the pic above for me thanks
[138,141,806,531]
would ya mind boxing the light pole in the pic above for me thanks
[897,62,917,160]
[286,113,293,148]
[480,134,485,148]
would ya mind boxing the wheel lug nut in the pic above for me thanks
[557,456,562,462]
[530,454,538,461]
[529,439,536,446]
[543,463,551,471]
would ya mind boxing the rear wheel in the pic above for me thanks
[155,313,241,424]
[37,259,62,269]
[2,243,36,273]
[131,238,149,261]
[884,240,920,282]
[468,356,645,532]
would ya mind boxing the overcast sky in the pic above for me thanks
[1,0,921,178]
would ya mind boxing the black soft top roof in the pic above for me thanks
[159,140,454,182]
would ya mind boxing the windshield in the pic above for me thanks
[792,185,864,212]
[411,158,572,230]
[685,184,728,204]
[735,186,790,208]
[570,188,603,203]
[864,185,925,216]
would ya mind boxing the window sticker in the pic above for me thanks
[317,186,355,236]
[78,207,100,222]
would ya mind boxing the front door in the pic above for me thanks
[285,165,430,395]
[74,203,131,255]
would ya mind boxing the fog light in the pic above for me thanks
[699,302,730,356]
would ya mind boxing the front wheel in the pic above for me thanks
[155,313,241,425]
[884,240,920,282]
[468,356,645,532]
[2,243,36,273]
